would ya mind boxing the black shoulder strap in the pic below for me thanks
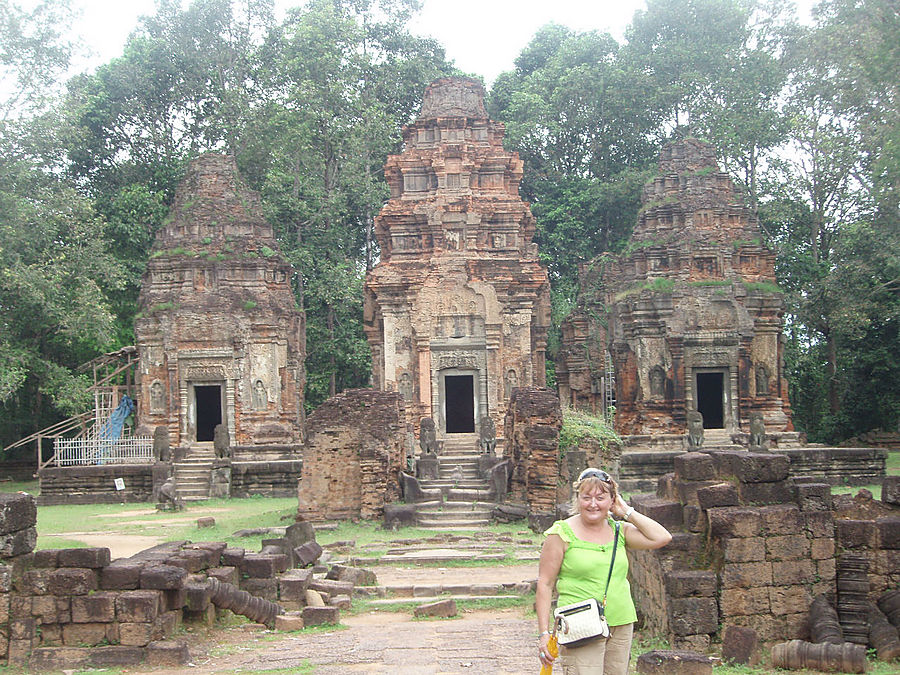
[600,521,620,610]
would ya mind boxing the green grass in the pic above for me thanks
[35,496,297,551]
[0,479,39,494]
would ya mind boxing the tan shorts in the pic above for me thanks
[558,622,634,675]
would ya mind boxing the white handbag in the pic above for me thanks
[553,522,620,647]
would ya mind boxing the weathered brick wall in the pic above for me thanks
[628,450,855,649]
[37,465,154,505]
[298,389,406,521]
[231,460,303,498]
[505,388,561,529]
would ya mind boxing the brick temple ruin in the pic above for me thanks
[135,153,306,448]
[558,138,792,440]
[364,77,551,439]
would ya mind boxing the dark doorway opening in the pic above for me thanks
[195,385,222,442]
[445,375,475,433]
[696,372,724,429]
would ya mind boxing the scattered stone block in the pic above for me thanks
[329,594,352,609]
[721,625,758,665]
[326,564,377,586]
[275,613,305,631]
[222,546,246,567]
[0,492,37,535]
[146,640,191,666]
[310,578,354,597]
[674,452,717,481]
[301,605,340,626]
[305,589,325,607]
[0,527,37,557]
[414,598,457,618]
[140,565,188,590]
[207,566,238,585]
[101,562,143,590]
[294,541,323,567]
[197,516,216,528]
[57,547,111,569]
[31,549,59,568]
[279,568,313,603]
[636,649,714,675]
[285,520,316,549]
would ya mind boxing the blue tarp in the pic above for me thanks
[97,395,135,441]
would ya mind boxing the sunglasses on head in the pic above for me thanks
[578,469,611,482]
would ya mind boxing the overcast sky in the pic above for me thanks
[63,1,816,87]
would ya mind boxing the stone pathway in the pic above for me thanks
[147,610,540,674]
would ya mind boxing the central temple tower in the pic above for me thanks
[364,78,551,439]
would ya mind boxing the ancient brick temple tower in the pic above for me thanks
[135,154,305,447]
[364,77,551,438]
[559,138,792,438]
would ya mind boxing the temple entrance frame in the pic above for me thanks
[438,368,480,435]
[191,383,223,442]
[690,368,733,431]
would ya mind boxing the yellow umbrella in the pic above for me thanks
[540,634,559,675]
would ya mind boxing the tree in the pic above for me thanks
[259,0,451,407]
[0,0,126,448]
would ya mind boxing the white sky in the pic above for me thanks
[62,1,816,87]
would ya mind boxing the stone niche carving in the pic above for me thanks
[365,78,551,438]
[558,138,792,437]
[135,154,306,447]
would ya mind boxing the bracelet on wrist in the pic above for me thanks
[624,506,635,521]
[540,630,551,636]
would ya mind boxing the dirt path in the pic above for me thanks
[372,563,537,586]
[141,609,541,675]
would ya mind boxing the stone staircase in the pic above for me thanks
[416,433,494,529]
[619,430,745,494]
[173,443,215,501]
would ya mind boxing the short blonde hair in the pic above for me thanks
[571,468,618,514]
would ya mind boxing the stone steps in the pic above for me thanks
[172,445,215,501]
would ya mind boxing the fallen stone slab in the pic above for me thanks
[414,598,457,618]
[302,605,340,626]
[275,612,305,631]
[146,640,191,666]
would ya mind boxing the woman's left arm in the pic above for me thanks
[610,494,672,550]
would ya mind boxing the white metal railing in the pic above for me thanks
[51,436,154,466]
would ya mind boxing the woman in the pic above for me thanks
[537,468,672,674]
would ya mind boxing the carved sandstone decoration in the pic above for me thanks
[364,78,551,438]
[135,154,305,447]
[297,389,406,521]
[559,138,792,437]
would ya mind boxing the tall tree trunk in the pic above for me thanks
[826,329,839,414]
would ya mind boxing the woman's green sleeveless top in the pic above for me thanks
[544,519,637,626]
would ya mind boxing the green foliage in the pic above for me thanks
[243,300,258,310]
[741,280,782,294]
[559,409,621,455]
[259,245,276,258]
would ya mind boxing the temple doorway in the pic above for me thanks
[695,372,725,429]
[194,384,222,442]
[443,374,475,433]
